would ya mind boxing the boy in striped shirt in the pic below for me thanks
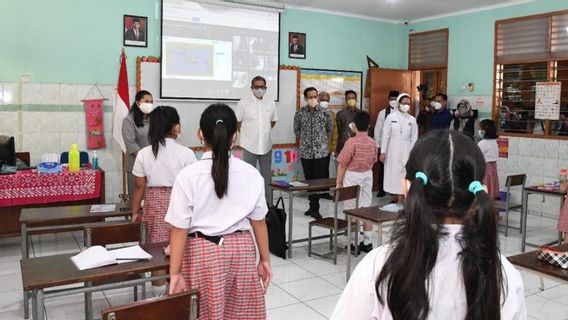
[336,111,378,253]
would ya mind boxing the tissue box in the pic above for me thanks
[38,162,62,174]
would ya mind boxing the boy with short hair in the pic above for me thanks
[336,111,378,253]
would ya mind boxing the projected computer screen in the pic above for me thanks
[161,0,280,100]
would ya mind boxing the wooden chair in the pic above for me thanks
[494,174,526,237]
[83,222,146,320]
[308,185,360,265]
[102,290,199,320]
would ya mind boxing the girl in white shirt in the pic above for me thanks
[166,104,272,320]
[331,130,526,320]
[131,106,197,297]
[478,119,500,201]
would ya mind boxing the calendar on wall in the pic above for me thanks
[535,82,561,120]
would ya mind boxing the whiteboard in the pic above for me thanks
[140,62,297,146]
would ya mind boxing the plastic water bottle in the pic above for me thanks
[92,150,98,170]
[560,168,567,184]
[68,144,80,172]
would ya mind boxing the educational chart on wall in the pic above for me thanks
[535,82,561,120]
[300,69,363,110]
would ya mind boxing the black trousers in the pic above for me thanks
[301,156,330,212]
[377,149,385,193]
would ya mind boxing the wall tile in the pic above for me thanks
[543,159,559,178]
[77,85,93,102]
[21,84,42,104]
[59,112,79,133]
[41,133,61,154]
[41,112,62,133]
[507,137,519,156]
[518,138,531,156]
[21,112,43,133]
[59,84,79,105]
[2,82,17,105]
[542,198,561,219]
[559,141,568,160]
[103,113,113,133]
[22,133,42,155]
[60,133,79,151]
[507,155,520,174]
[544,140,560,160]
[0,111,19,134]
[100,85,115,102]
[530,139,545,158]
[40,84,60,105]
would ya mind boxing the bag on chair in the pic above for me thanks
[266,197,288,259]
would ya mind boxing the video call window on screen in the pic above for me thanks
[161,0,280,100]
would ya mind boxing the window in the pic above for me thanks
[494,11,568,139]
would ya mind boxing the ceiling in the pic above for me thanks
[278,0,533,22]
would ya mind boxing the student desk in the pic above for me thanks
[344,206,401,280]
[21,242,169,320]
[269,178,336,258]
[20,203,132,260]
[508,244,568,285]
[521,186,565,252]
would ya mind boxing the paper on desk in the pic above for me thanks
[109,245,152,263]
[380,203,404,212]
[289,181,308,187]
[70,245,152,270]
[90,204,116,213]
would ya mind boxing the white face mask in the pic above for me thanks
[139,102,155,114]
[389,100,397,109]
[349,122,356,132]
[400,104,410,113]
[478,130,485,138]
[307,98,318,108]
[433,102,443,110]
[252,88,266,99]
[320,101,329,109]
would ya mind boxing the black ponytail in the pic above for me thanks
[375,130,504,320]
[200,104,237,199]
[130,90,152,127]
[148,106,180,158]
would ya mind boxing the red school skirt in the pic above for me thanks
[484,161,499,200]
[558,196,568,233]
[181,231,265,320]
[141,187,172,244]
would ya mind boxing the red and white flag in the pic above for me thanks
[112,50,130,152]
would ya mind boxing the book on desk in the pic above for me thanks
[71,245,152,270]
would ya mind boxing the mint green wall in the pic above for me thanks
[409,0,568,96]
[0,1,406,87]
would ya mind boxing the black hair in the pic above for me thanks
[480,119,499,139]
[130,90,152,127]
[375,130,504,320]
[251,76,266,86]
[148,106,179,158]
[200,104,237,198]
[353,111,370,131]
[435,93,448,101]
[303,87,318,97]
[388,90,400,98]
[133,18,140,23]
[292,34,298,39]
[345,90,357,98]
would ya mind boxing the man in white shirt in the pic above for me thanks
[236,76,278,202]
[373,90,399,198]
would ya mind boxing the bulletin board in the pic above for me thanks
[300,68,363,111]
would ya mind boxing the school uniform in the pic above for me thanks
[380,111,418,195]
[122,113,150,201]
[557,195,568,234]
[331,224,527,320]
[478,139,499,200]
[132,138,196,243]
[165,152,268,319]
[337,132,378,209]
[374,106,394,195]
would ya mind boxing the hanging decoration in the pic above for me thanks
[81,85,108,150]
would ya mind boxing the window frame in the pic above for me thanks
[408,28,449,71]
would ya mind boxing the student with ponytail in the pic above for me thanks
[131,105,196,297]
[166,104,272,319]
[331,130,526,320]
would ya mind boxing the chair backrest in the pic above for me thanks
[101,290,199,320]
[60,151,90,164]
[84,221,145,247]
[333,185,360,203]
[505,174,526,188]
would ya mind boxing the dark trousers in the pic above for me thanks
[301,156,330,212]
[377,149,385,194]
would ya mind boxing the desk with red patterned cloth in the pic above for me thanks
[0,168,105,237]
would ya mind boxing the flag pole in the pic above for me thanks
[119,48,129,204]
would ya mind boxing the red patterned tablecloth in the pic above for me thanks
[0,169,102,207]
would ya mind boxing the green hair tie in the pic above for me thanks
[415,171,428,186]
[468,181,485,195]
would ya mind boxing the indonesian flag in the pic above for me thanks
[112,51,130,152]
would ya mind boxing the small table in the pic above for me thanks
[344,206,401,280]
[20,203,132,260]
[21,242,169,320]
[269,178,336,258]
[521,186,565,252]
[508,244,568,285]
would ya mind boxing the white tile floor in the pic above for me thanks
[1,193,567,320]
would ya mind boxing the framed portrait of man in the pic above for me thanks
[289,32,306,59]
[124,15,148,47]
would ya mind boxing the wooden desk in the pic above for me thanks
[269,178,337,258]
[344,206,401,280]
[508,244,568,284]
[21,242,169,320]
[521,186,565,252]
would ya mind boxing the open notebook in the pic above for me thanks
[71,245,152,271]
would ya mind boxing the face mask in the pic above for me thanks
[349,122,356,132]
[139,102,155,114]
[433,102,442,110]
[389,100,397,109]
[252,88,266,99]
[430,101,436,107]
[478,130,485,138]
[400,104,410,113]
[458,107,470,117]
[320,101,329,109]
[347,99,357,108]
[307,98,318,108]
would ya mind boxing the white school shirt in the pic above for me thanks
[164,151,268,236]
[373,107,393,148]
[132,138,197,187]
[236,92,278,155]
[331,224,526,320]
[478,139,499,162]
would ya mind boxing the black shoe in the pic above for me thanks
[358,241,373,253]
[304,209,312,216]
[320,193,334,200]
[348,244,360,256]
[309,211,323,220]
[376,191,386,198]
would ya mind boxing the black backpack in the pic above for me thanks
[266,197,288,259]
